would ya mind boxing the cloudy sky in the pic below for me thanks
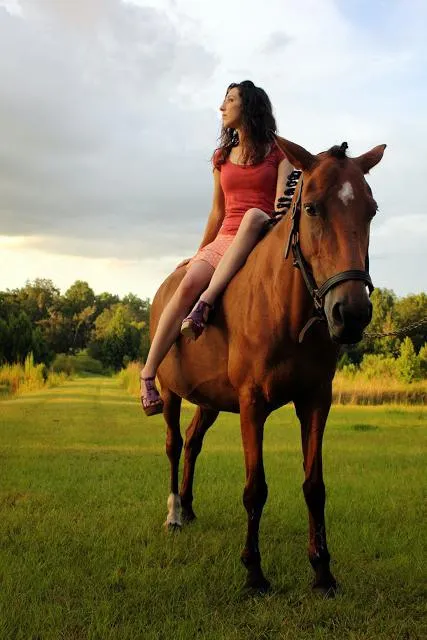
[0,0,426,299]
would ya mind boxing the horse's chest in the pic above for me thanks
[229,338,335,402]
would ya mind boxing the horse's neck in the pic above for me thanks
[248,214,313,328]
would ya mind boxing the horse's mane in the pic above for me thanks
[275,169,302,213]
[326,142,348,159]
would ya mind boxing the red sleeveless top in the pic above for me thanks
[213,145,286,235]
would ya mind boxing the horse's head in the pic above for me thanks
[275,136,386,344]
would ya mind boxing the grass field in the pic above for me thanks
[0,378,425,639]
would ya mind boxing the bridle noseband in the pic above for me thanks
[283,172,374,342]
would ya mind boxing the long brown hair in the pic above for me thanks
[214,80,277,167]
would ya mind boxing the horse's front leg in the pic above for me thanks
[163,389,183,529]
[294,388,337,596]
[180,407,219,523]
[239,396,270,593]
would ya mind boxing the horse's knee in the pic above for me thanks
[185,434,203,458]
[243,477,268,513]
[303,478,325,506]
[241,208,269,233]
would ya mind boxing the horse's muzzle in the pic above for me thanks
[325,289,372,344]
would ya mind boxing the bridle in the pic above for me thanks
[283,172,374,342]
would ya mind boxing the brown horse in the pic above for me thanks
[150,136,386,595]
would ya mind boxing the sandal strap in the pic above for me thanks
[186,300,212,327]
[141,376,161,405]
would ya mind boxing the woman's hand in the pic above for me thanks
[272,212,284,223]
[264,213,283,230]
[175,258,191,270]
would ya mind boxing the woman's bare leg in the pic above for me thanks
[200,208,270,306]
[141,261,214,381]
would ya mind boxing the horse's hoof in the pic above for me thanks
[181,507,197,524]
[312,580,339,598]
[244,575,271,596]
[164,521,182,533]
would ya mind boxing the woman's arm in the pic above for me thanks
[175,169,225,269]
[197,168,225,250]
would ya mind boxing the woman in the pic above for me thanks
[141,80,294,416]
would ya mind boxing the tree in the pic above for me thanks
[342,287,398,364]
[367,288,400,356]
[37,306,74,355]
[121,294,150,323]
[63,281,95,317]
[394,293,427,352]
[14,279,60,323]
[95,292,120,315]
[31,326,51,365]
[0,318,9,364]
[419,343,427,378]
[61,282,97,353]
[89,303,145,370]
[8,312,33,363]
[398,337,421,383]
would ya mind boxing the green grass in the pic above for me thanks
[0,378,426,639]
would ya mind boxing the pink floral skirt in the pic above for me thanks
[187,233,235,270]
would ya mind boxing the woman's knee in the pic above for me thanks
[241,208,269,233]
[177,268,211,304]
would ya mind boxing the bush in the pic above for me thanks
[340,363,358,378]
[51,351,104,376]
[117,361,141,397]
[0,353,46,395]
[419,343,427,378]
[51,354,75,376]
[398,337,422,383]
[46,371,68,388]
[359,353,396,380]
[72,351,104,374]
[337,352,352,370]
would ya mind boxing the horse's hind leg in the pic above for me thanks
[163,388,183,529]
[180,407,219,523]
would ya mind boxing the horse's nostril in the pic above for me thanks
[332,302,344,326]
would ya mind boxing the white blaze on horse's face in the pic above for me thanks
[337,181,355,206]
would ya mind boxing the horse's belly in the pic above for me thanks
[158,327,240,412]
[186,382,240,413]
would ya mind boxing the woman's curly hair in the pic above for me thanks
[214,80,277,167]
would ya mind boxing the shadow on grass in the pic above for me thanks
[351,424,379,432]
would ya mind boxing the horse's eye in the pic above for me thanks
[304,203,318,217]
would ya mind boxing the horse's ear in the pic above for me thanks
[274,135,317,171]
[354,144,387,174]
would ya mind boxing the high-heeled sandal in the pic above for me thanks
[180,300,213,341]
[140,376,164,416]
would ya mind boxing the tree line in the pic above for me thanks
[0,279,426,373]
[0,279,150,371]
[340,288,427,365]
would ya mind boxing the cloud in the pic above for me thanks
[0,0,218,258]
[370,214,427,294]
[0,0,426,298]
[260,32,292,55]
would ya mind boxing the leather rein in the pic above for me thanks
[283,172,374,342]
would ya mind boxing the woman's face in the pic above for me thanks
[220,86,242,129]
